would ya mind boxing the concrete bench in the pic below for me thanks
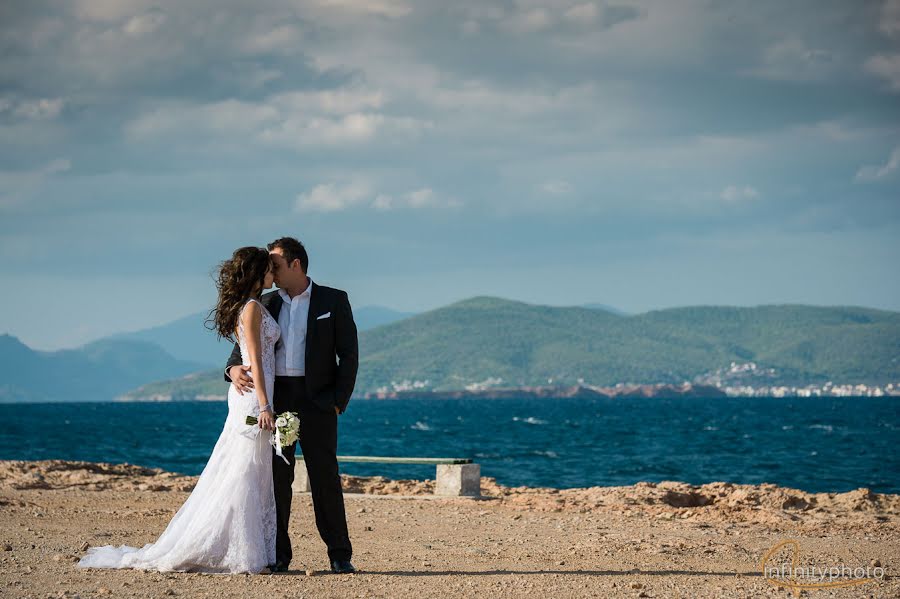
[293,455,481,497]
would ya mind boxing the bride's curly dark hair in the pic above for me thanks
[206,246,273,342]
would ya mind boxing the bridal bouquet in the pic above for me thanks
[246,411,300,464]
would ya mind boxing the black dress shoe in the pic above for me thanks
[330,559,356,574]
[266,562,289,573]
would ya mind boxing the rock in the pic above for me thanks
[97,587,111,595]
[781,496,811,510]
[79,541,89,551]
[871,559,882,568]
[630,582,644,589]
[305,569,316,577]
[2,543,11,551]
[164,589,176,596]
[660,489,712,508]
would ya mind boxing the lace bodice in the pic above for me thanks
[236,298,281,410]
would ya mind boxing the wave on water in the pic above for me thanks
[531,450,558,458]
[513,416,547,425]
[808,424,834,433]
[410,421,432,431]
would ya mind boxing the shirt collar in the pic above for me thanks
[278,278,312,303]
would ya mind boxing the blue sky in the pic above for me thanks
[1,0,899,349]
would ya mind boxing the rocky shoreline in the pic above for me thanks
[118,382,727,402]
[362,383,726,400]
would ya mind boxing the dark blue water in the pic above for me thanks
[1,397,897,493]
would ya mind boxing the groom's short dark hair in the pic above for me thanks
[268,237,309,273]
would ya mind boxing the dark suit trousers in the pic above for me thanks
[272,376,352,565]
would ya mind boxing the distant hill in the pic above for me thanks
[353,305,416,331]
[582,303,629,316]
[0,334,205,403]
[111,304,415,366]
[121,297,900,401]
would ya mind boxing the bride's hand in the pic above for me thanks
[229,365,254,395]
[257,410,275,431]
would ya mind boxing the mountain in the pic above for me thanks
[354,305,416,330]
[112,312,228,367]
[111,304,414,367]
[121,297,900,400]
[582,302,629,316]
[0,334,205,403]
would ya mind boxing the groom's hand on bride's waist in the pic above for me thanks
[229,365,254,395]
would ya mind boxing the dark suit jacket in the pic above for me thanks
[224,280,359,414]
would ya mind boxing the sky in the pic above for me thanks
[1,0,899,350]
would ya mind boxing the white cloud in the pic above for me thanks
[122,9,166,37]
[855,146,900,182]
[563,3,598,23]
[1,97,65,120]
[71,0,153,22]
[461,20,480,36]
[744,38,835,82]
[372,193,394,210]
[274,88,386,114]
[864,53,900,92]
[371,188,449,211]
[503,8,553,33]
[720,185,759,203]
[239,24,304,54]
[125,86,429,149]
[298,183,455,212]
[406,188,436,208]
[312,0,412,18]
[260,112,386,146]
[540,180,573,194]
[295,181,371,212]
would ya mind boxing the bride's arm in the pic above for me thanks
[241,302,274,430]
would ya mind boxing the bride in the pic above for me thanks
[78,247,281,574]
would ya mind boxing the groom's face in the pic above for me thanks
[269,247,302,287]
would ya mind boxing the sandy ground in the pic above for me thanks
[1,460,897,599]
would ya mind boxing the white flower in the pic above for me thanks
[275,417,287,428]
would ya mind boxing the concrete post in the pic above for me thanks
[292,461,311,493]
[435,463,481,497]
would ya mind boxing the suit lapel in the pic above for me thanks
[305,280,319,360]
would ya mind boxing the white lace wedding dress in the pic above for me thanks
[78,299,281,574]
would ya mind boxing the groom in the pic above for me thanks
[225,236,358,574]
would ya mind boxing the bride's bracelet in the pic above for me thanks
[259,404,272,413]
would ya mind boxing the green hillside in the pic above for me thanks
[121,297,900,400]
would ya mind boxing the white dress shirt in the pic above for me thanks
[275,281,311,376]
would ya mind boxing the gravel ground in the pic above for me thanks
[1,460,897,599]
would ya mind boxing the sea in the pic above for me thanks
[1,396,898,494]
